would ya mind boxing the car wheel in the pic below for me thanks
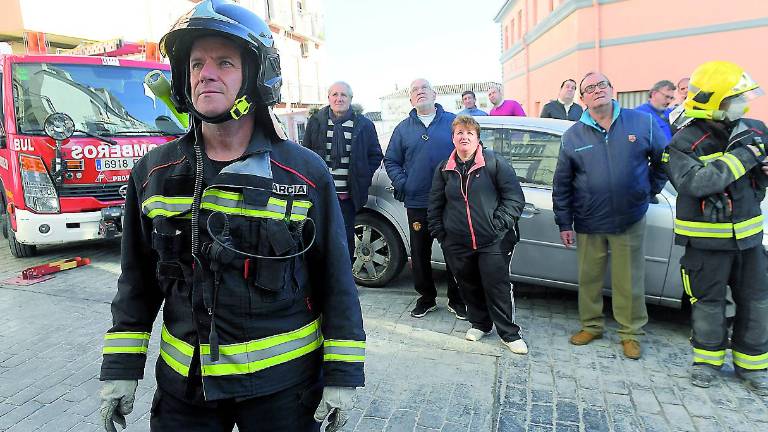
[353,213,405,287]
[7,215,36,258]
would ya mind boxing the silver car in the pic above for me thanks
[352,116,768,308]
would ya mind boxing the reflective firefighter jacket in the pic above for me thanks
[664,118,768,251]
[100,126,365,402]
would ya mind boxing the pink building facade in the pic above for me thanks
[495,0,768,120]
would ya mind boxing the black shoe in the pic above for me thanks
[737,369,768,397]
[447,303,467,320]
[411,301,437,318]
[690,364,717,388]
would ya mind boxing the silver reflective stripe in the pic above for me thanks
[199,327,322,368]
[734,220,763,238]
[160,339,193,369]
[324,346,364,356]
[104,338,148,349]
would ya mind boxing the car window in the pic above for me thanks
[481,127,561,187]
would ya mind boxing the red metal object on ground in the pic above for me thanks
[21,257,91,279]
[1,257,91,286]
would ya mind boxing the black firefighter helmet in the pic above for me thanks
[159,0,282,124]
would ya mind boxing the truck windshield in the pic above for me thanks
[12,62,185,136]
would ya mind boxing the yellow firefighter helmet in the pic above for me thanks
[684,61,764,121]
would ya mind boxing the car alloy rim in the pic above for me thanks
[352,223,390,281]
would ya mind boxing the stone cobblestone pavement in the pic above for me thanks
[0,240,766,431]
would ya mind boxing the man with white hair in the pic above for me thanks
[304,81,383,260]
[384,78,466,319]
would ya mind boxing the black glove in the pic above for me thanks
[393,188,405,202]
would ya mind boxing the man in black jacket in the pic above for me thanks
[304,81,383,260]
[540,79,583,121]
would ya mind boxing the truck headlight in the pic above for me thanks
[20,154,59,214]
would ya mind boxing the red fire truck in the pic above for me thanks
[0,52,184,257]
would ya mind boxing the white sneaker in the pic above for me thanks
[503,339,528,355]
[465,328,491,341]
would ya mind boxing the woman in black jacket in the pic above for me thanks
[427,115,528,354]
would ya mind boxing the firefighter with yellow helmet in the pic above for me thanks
[664,60,768,395]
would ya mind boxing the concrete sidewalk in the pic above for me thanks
[0,241,766,431]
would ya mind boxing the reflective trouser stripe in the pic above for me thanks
[674,219,733,238]
[699,152,724,165]
[733,351,768,370]
[693,348,726,367]
[734,215,764,240]
[717,153,746,179]
[680,268,697,304]
[159,325,194,377]
[324,340,366,362]
[103,332,150,355]
[199,319,322,377]
[142,195,193,218]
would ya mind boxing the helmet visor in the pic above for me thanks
[731,72,761,98]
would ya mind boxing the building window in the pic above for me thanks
[617,91,647,109]
[531,0,537,26]
[503,25,509,50]
[517,10,523,38]
[548,0,554,12]
[296,122,307,145]
[300,41,309,58]
[510,19,515,43]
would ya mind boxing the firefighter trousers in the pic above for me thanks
[680,246,768,372]
[149,379,322,431]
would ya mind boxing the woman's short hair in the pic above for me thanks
[452,115,481,135]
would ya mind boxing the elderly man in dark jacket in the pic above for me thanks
[304,81,383,260]
[553,71,667,360]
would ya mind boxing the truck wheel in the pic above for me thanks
[352,213,405,287]
[7,216,37,258]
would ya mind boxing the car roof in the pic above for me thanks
[475,116,574,135]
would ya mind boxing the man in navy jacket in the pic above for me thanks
[552,72,667,360]
[384,78,466,319]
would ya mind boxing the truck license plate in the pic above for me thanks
[95,158,140,171]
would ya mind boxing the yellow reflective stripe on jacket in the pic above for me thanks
[733,215,764,240]
[717,153,746,179]
[160,325,194,377]
[698,152,723,165]
[323,340,365,362]
[142,195,193,218]
[733,351,768,370]
[661,150,669,163]
[103,331,150,355]
[200,188,312,221]
[680,268,697,304]
[674,219,733,238]
[199,319,322,377]
[693,348,725,366]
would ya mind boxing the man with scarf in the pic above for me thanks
[305,81,383,260]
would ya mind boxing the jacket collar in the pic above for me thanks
[444,146,486,171]
[579,100,620,131]
[178,121,275,165]
[409,103,446,123]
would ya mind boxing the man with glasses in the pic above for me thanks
[635,80,677,141]
[540,79,583,121]
[553,72,667,360]
[384,78,467,319]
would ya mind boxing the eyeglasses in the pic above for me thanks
[581,80,610,95]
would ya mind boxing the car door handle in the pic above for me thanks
[521,203,540,218]
[385,186,395,191]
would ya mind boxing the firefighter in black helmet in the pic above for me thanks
[664,60,768,396]
[97,1,365,431]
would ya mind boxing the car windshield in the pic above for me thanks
[12,62,185,136]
